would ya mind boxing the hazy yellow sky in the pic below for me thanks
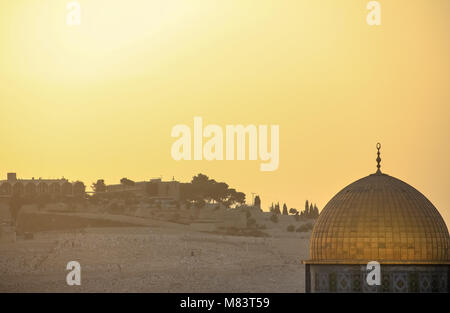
[1,1,449,223]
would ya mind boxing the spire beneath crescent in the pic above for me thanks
[376,143,381,174]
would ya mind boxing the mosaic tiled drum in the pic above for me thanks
[304,144,450,293]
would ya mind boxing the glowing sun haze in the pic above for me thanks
[1,0,449,223]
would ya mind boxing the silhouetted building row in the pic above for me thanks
[105,178,180,201]
[0,173,85,197]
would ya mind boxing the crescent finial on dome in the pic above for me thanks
[376,142,382,174]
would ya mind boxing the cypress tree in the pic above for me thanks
[282,203,288,215]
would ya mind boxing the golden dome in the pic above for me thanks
[309,172,450,264]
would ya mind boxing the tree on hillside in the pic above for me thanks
[282,203,288,215]
[274,202,281,215]
[210,182,229,203]
[225,189,246,206]
[120,178,135,187]
[73,181,86,198]
[254,195,261,209]
[313,204,320,218]
[190,174,210,202]
[91,179,106,193]
[298,200,320,219]
[180,173,246,208]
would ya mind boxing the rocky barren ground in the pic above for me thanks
[0,205,310,293]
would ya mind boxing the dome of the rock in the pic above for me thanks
[309,172,449,263]
[304,143,450,293]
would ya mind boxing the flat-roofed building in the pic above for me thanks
[105,178,180,201]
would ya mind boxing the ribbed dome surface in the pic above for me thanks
[309,173,449,264]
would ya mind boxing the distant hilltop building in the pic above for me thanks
[104,178,180,201]
[304,144,449,293]
[0,172,85,197]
